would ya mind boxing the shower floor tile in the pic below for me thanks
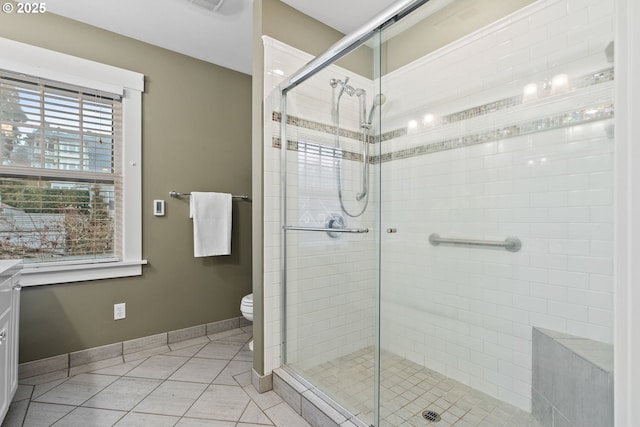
[303,348,543,427]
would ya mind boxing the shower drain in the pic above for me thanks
[422,410,442,422]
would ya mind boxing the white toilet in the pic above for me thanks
[240,293,253,351]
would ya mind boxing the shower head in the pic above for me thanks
[366,93,387,126]
[605,41,614,63]
[373,93,387,106]
[331,77,355,101]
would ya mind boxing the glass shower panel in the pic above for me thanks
[282,44,379,424]
[377,0,615,426]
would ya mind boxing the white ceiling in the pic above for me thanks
[40,0,400,75]
[280,0,401,35]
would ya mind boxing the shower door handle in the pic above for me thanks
[386,228,397,233]
[283,225,369,233]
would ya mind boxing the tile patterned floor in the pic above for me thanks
[303,348,544,427]
[2,327,312,427]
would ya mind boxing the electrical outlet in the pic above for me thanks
[114,303,126,320]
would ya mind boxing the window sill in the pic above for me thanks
[21,260,148,287]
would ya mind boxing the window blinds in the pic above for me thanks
[0,69,122,262]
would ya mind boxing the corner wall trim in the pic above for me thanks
[252,368,273,394]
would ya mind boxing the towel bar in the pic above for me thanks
[169,191,250,200]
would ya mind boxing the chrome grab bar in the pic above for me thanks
[283,226,369,233]
[429,233,522,252]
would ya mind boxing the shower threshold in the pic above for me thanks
[276,348,543,427]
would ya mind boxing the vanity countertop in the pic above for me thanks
[0,260,22,284]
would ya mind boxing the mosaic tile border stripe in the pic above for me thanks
[399,67,614,134]
[273,111,370,143]
[376,103,613,163]
[273,102,614,164]
[273,67,615,158]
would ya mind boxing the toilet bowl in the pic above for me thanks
[240,293,253,351]
[240,293,253,321]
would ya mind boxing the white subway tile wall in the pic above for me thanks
[262,0,613,416]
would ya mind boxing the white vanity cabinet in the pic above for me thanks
[0,261,21,423]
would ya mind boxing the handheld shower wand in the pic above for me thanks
[331,76,387,214]
[355,91,386,201]
[367,94,387,125]
[356,89,368,129]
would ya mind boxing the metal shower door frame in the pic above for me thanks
[279,1,430,426]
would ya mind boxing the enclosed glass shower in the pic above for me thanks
[278,0,615,426]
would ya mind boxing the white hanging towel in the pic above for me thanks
[190,192,232,257]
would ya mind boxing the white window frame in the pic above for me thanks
[0,37,146,286]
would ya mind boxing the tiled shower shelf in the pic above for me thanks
[535,328,613,374]
[532,328,613,427]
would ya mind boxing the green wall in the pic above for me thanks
[0,8,252,362]
[261,0,373,79]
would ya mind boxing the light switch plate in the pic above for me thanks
[154,200,165,216]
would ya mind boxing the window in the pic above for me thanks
[0,37,144,286]
[1,71,120,262]
[296,141,342,225]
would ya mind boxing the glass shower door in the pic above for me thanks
[281,43,380,425]
[376,0,615,426]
